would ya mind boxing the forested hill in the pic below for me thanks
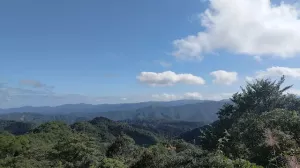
[96,101,224,122]
[0,120,35,135]
[0,101,225,124]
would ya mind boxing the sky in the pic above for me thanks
[1,0,300,108]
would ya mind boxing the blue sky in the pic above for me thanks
[1,0,300,108]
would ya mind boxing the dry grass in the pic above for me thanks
[264,129,300,168]
[287,156,300,168]
[264,129,279,148]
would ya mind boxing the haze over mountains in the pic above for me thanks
[0,100,227,124]
[0,99,209,113]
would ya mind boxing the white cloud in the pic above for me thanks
[151,92,233,101]
[255,66,300,79]
[173,0,300,60]
[137,71,205,86]
[151,92,203,101]
[205,93,234,100]
[245,76,254,82]
[152,93,178,101]
[183,92,203,99]
[210,70,238,85]
[286,89,300,95]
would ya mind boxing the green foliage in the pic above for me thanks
[125,119,204,138]
[233,159,263,168]
[0,116,260,168]
[33,121,71,134]
[50,134,103,168]
[2,77,300,167]
[188,76,300,167]
[106,135,135,157]
[0,133,29,158]
[131,144,174,168]
[84,117,159,146]
[223,109,300,167]
[99,158,127,168]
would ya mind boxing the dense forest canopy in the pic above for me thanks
[1,77,300,167]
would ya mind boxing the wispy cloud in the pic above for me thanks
[205,93,234,101]
[183,92,203,99]
[152,93,178,101]
[158,61,172,68]
[254,56,262,62]
[151,92,233,101]
[19,79,54,91]
[20,79,46,88]
[0,82,55,107]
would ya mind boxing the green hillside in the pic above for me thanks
[0,77,300,167]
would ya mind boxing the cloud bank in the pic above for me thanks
[246,67,300,81]
[137,71,205,86]
[151,92,232,101]
[256,66,300,79]
[173,0,300,60]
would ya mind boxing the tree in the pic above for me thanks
[199,76,300,167]
[50,134,103,168]
[218,76,298,122]
[0,133,29,158]
[106,135,135,158]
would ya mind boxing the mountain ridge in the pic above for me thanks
[0,100,227,124]
[0,99,229,114]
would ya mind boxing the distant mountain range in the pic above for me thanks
[0,100,228,124]
[0,99,218,114]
